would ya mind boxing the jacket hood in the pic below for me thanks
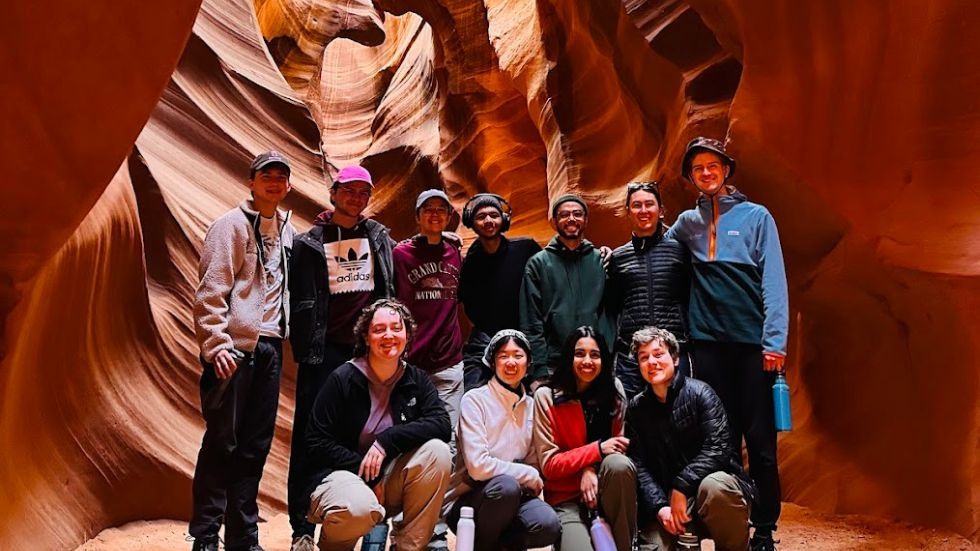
[544,236,595,258]
[695,187,747,208]
[313,209,367,226]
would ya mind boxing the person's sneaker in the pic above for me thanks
[190,537,219,551]
[291,534,316,551]
[750,533,778,551]
[247,545,266,551]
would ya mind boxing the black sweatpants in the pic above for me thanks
[189,337,283,549]
[287,341,354,537]
[462,330,492,391]
[691,340,781,530]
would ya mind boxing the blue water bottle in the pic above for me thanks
[773,371,792,432]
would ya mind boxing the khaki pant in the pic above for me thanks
[308,439,452,551]
[554,454,637,551]
[638,471,750,551]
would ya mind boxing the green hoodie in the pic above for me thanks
[519,236,610,379]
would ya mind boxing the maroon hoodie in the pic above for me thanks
[392,236,463,373]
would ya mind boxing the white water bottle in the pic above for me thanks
[456,506,476,551]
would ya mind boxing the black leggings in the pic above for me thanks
[691,340,781,530]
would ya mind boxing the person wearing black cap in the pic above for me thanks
[190,151,296,551]
[666,137,789,551]
[519,194,610,385]
[458,193,542,389]
[605,181,691,399]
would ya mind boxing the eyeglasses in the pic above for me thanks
[557,209,586,221]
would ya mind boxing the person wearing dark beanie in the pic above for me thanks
[458,193,542,390]
[519,194,611,386]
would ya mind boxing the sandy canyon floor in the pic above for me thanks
[77,503,974,551]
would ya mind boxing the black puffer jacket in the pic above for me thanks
[626,372,755,521]
[606,230,691,354]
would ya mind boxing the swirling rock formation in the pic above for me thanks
[0,1,978,549]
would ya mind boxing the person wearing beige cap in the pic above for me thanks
[190,150,296,551]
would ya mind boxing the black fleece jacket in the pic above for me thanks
[304,360,451,497]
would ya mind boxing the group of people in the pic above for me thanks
[188,137,789,551]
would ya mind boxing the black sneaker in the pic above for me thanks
[750,533,778,551]
[191,537,219,551]
[247,546,266,551]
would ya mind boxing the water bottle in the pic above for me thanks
[677,531,701,549]
[773,371,792,432]
[360,521,388,551]
[589,513,617,551]
[455,507,476,551]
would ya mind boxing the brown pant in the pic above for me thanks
[638,471,750,551]
[308,439,452,551]
[554,454,638,551]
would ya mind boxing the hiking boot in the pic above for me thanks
[291,534,316,551]
[190,537,219,551]
[750,533,778,551]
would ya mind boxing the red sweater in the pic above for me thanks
[532,382,626,506]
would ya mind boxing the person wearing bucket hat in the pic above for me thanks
[189,150,296,551]
[667,137,788,551]
[444,329,561,551]
[458,193,542,390]
[520,194,611,385]
[286,164,397,550]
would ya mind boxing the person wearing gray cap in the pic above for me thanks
[391,189,465,551]
[189,150,296,551]
[666,137,789,551]
[392,189,465,438]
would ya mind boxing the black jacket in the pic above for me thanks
[606,230,691,353]
[304,361,451,497]
[626,372,755,521]
[289,214,395,364]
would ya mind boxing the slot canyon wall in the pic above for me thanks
[1,0,978,549]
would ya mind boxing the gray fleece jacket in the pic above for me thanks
[194,200,296,362]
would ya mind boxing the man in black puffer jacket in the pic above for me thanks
[626,327,755,551]
[606,182,691,398]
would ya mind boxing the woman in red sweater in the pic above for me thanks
[532,326,637,551]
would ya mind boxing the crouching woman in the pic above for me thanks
[627,327,756,551]
[445,329,561,551]
[533,326,637,551]
[304,299,453,551]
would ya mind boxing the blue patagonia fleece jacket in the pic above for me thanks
[666,188,788,355]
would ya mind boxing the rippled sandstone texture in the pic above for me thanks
[1,1,978,549]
